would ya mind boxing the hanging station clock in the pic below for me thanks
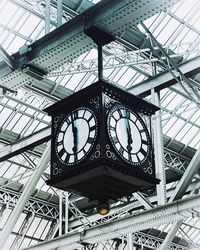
[45,26,160,214]
[45,80,160,205]
[54,107,98,166]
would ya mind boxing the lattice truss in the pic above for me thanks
[0,0,200,250]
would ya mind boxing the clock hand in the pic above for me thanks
[71,116,78,153]
[73,127,78,153]
[125,118,133,153]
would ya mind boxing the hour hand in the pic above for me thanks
[72,122,78,153]
[126,120,133,152]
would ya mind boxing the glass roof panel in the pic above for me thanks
[18,14,41,37]
[40,220,52,240]
[20,238,32,248]
[0,2,18,26]
[172,0,199,19]
[189,133,200,148]
[2,234,16,250]
[34,219,49,238]
[156,17,180,45]
[0,208,12,228]
[12,212,27,232]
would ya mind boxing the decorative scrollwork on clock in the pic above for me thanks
[90,96,100,109]
[90,144,101,160]
[53,163,59,175]
[104,95,115,110]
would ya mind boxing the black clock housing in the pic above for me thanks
[45,80,160,202]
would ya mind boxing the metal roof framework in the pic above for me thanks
[0,0,199,249]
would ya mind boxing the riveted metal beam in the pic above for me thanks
[0,126,51,162]
[0,0,181,91]
[21,195,200,250]
[128,56,200,97]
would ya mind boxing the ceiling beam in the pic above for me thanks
[0,127,51,162]
[21,194,200,250]
[128,56,200,97]
[169,146,200,202]
[0,0,181,91]
[159,145,200,249]
[0,143,51,250]
[0,45,14,69]
[69,179,200,229]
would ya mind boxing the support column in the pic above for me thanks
[158,220,183,250]
[159,145,200,249]
[97,43,103,81]
[59,190,63,236]
[57,0,62,27]
[45,0,51,34]
[0,44,14,69]
[152,90,167,205]
[65,192,69,234]
[20,195,200,250]
[0,142,50,250]
[127,233,133,250]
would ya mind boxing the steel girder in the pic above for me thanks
[132,231,187,250]
[0,126,51,162]
[0,143,51,249]
[46,45,183,78]
[66,234,187,250]
[164,151,189,174]
[0,0,181,91]
[0,44,14,69]
[128,56,200,97]
[169,145,200,203]
[68,180,200,230]
[20,194,200,250]
[0,188,59,220]
[159,145,200,249]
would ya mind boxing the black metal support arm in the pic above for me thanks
[84,25,115,81]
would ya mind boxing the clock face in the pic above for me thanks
[107,105,151,165]
[55,107,98,166]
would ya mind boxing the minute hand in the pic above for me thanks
[125,118,133,152]
[71,117,78,153]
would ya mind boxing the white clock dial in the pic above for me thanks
[55,107,97,166]
[107,105,151,165]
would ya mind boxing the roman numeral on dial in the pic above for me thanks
[140,148,147,157]
[58,148,65,158]
[119,146,124,155]
[112,136,118,144]
[89,125,96,132]
[72,110,78,120]
[142,139,148,145]
[87,137,94,144]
